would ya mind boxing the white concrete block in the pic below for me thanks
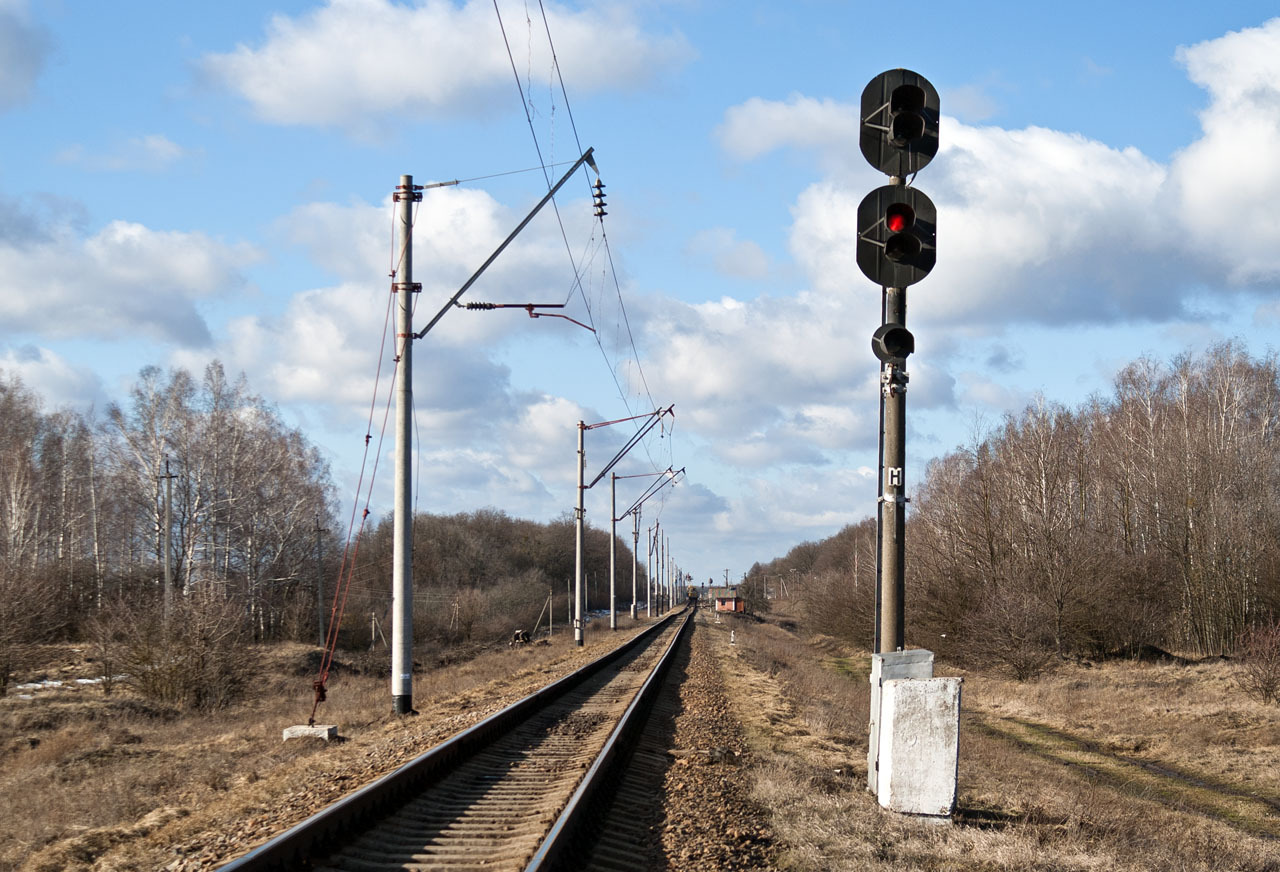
[283,724,338,742]
[868,650,934,794]
[877,677,961,817]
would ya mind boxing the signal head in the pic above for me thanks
[872,323,915,362]
[860,70,940,177]
[856,185,937,288]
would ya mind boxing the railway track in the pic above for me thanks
[219,608,694,872]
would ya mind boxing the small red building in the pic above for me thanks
[709,586,745,613]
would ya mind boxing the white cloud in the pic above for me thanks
[665,32,1280,471]
[684,227,770,279]
[196,184,599,456]
[717,94,862,170]
[0,344,105,412]
[1172,17,1280,284]
[731,466,877,536]
[633,286,907,469]
[939,83,999,122]
[929,122,1176,324]
[955,370,1029,413]
[202,0,693,131]
[55,134,190,172]
[720,18,1280,339]
[775,115,1181,326]
[0,220,260,345]
[501,394,589,488]
[277,184,594,343]
[0,0,50,111]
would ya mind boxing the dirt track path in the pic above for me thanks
[970,711,1280,840]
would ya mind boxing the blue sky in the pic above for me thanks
[3,0,1279,585]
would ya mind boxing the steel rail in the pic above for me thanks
[217,610,683,871]
[525,605,694,870]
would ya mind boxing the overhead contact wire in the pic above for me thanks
[536,0,660,453]
[501,0,669,476]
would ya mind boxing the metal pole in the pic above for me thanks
[666,538,672,611]
[646,524,654,617]
[670,537,680,604]
[630,511,639,620]
[656,524,663,613]
[877,285,908,653]
[669,538,674,609]
[660,534,667,613]
[873,299,886,654]
[391,174,416,714]
[609,474,617,630]
[548,589,553,638]
[574,421,586,646]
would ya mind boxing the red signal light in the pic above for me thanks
[885,203,914,233]
[884,202,921,263]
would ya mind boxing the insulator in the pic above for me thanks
[465,302,497,310]
[592,180,607,217]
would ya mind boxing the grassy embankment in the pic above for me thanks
[0,618,647,871]
[709,602,1280,871]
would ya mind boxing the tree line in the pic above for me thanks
[0,362,339,693]
[0,362,647,698]
[349,508,647,650]
[749,343,1280,676]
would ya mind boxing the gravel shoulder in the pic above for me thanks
[647,612,778,870]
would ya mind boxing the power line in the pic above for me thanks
[494,0,670,481]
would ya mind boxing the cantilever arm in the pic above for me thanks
[415,147,597,340]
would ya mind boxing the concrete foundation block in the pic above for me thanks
[283,724,338,742]
[877,677,961,817]
[868,650,934,795]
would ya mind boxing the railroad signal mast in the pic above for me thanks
[857,69,939,656]
[858,70,960,819]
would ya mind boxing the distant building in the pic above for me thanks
[708,585,744,613]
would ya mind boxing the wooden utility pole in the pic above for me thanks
[160,458,177,624]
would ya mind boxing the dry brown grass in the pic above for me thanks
[711,605,1280,872]
[0,617,648,872]
[10,607,1280,872]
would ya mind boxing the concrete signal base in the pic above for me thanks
[868,650,961,818]
[877,677,961,817]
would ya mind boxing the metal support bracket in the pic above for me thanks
[881,365,910,397]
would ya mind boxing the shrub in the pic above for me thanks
[0,563,66,696]
[967,584,1057,681]
[90,591,258,710]
[1237,621,1280,705]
